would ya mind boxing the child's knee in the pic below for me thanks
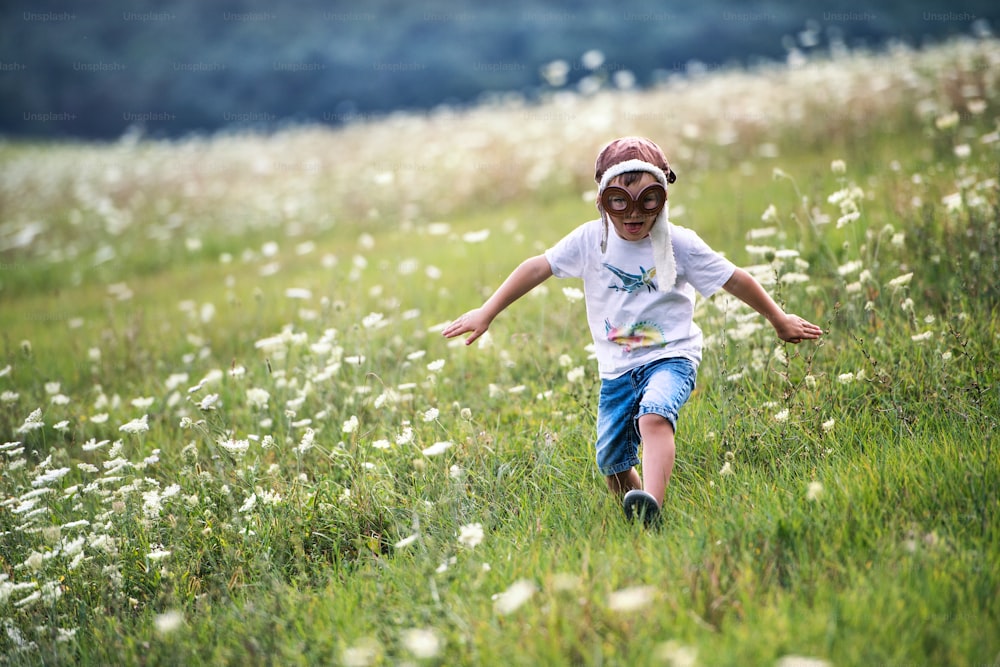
[638,412,674,433]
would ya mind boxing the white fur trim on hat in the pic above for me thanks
[597,159,676,290]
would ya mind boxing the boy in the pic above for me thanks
[442,136,823,526]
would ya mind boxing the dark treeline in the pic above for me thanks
[1,0,995,139]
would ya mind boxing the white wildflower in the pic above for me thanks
[775,656,832,667]
[246,388,270,409]
[807,481,824,502]
[780,272,810,284]
[458,522,484,549]
[15,590,42,608]
[56,627,78,642]
[198,393,219,410]
[260,489,281,505]
[607,585,656,612]
[32,467,70,487]
[942,192,962,212]
[655,640,698,667]
[401,628,442,659]
[154,610,184,635]
[24,551,45,571]
[118,414,149,434]
[165,372,189,391]
[131,396,154,409]
[296,428,316,454]
[934,111,959,130]
[142,489,163,518]
[436,556,456,573]
[394,534,418,549]
[887,272,913,289]
[239,493,257,513]
[16,408,44,434]
[395,426,414,445]
[341,639,380,667]
[745,244,776,257]
[421,441,453,457]
[493,579,537,615]
[837,260,864,276]
[422,407,439,422]
[342,415,360,433]
[462,229,490,243]
[218,438,250,458]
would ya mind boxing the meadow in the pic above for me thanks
[1,36,998,666]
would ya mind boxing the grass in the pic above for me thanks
[1,37,999,666]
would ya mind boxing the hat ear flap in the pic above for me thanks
[600,210,609,254]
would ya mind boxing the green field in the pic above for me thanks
[1,38,998,666]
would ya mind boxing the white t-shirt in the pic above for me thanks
[545,218,737,379]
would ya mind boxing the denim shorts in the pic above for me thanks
[594,356,697,476]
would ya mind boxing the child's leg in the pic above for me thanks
[637,414,675,506]
[595,372,643,497]
[633,357,696,508]
[605,468,642,496]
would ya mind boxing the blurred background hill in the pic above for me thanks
[1,0,996,139]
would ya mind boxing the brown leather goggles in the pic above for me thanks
[600,183,666,217]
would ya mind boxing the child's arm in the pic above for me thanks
[722,268,823,344]
[442,255,554,345]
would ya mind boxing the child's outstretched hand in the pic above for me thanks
[772,313,824,344]
[442,308,493,345]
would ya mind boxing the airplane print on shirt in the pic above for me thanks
[602,262,657,293]
[604,319,667,352]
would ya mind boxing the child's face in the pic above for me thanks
[603,172,665,242]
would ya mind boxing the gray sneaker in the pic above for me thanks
[622,489,660,527]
